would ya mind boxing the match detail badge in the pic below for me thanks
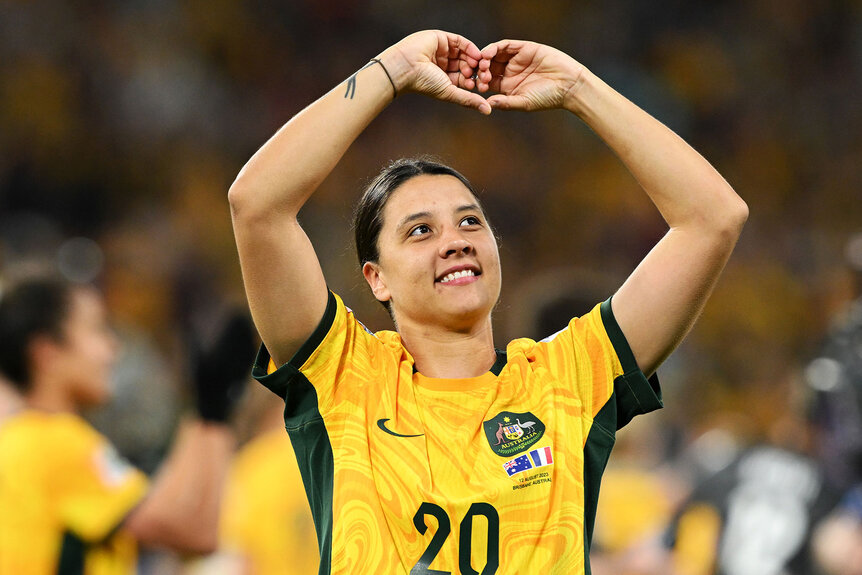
[503,446,555,477]
[483,411,545,457]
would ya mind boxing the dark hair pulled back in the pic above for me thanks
[353,156,481,267]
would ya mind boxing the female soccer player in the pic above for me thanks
[229,30,748,574]
[0,275,254,574]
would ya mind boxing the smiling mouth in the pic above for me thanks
[438,269,479,284]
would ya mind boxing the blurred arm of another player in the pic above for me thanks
[122,308,256,554]
[812,486,862,575]
[228,30,490,367]
[477,40,749,376]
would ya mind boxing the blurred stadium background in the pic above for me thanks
[1,0,860,573]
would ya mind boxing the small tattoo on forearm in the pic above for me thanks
[344,60,376,99]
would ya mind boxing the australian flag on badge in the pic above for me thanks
[503,447,555,478]
[503,454,533,477]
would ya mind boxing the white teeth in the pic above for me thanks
[440,269,475,283]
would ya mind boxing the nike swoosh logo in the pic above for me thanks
[376,418,424,438]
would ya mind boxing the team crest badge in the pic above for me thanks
[483,411,545,457]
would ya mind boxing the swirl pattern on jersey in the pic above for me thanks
[255,291,662,574]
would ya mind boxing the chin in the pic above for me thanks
[443,303,493,329]
[79,385,113,408]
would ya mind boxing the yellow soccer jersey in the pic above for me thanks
[219,429,319,574]
[0,410,148,575]
[253,291,662,575]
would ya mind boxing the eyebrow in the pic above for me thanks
[396,204,482,232]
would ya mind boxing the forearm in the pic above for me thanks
[566,70,747,374]
[125,419,235,553]
[228,58,396,219]
[567,71,748,234]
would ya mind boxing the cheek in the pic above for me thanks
[379,247,430,287]
[74,334,116,373]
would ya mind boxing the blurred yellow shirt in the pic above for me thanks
[0,410,148,575]
[219,429,319,574]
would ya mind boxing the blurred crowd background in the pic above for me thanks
[1,0,860,573]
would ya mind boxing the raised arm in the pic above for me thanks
[229,31,489,365]
[479,40,748,375]
[122,307,256,553]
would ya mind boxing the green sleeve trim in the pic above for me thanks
[599,297,663,429]
[285,373,333,575]
[248,293,336,573]
[57,531,85,575]
[599,297,639,374]
[582,398,617,574]
[252,290,337,400]
[288,290,338,370]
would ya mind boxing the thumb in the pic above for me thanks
[444,86,492,115]
[487,94,519,111]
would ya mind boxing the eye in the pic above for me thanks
[460,215,481,227]
[408,224,431,237]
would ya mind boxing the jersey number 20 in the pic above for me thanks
[410,501,500,575]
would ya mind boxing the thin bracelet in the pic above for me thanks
[369,58,398,99]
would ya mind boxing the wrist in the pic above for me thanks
[369,59,397,100]
[375,48,412,96]
[562,67,596,117]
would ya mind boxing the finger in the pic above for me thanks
[476,66,493,84]
[459,74,477,91]
[462,54,480,69]
[445,31,482,63]
[487,94,527,111]
[481,39,524,63]
[444,86,492,115]
[445,58,461,73]
[446,39,481,76]
[454,70,473,89]
[479,42,499,61]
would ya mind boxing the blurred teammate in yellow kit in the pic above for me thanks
[203,389,319,575]
[0,274,254,575]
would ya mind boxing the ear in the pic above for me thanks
[362,262,391,304]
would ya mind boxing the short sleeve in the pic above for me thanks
[537,297,662,430]
[252,291,386,421]
[53,418,148,542]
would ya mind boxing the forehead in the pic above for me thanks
[382,174,480,225]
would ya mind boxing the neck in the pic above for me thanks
[398,316,497,378]
[0,383,24,418]
[25,375,75,413]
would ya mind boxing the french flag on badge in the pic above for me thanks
[529,446,554,468]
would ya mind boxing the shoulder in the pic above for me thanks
[1,410,100,444]
[0,410,112,481]
[260,291,399,373]
[505,301,610,358]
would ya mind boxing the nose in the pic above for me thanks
[439,234,473,258]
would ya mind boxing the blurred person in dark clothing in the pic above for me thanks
[664,439,840,575]
[662,234,862,575]
[808,232,862,575]
[0,274,254,574]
